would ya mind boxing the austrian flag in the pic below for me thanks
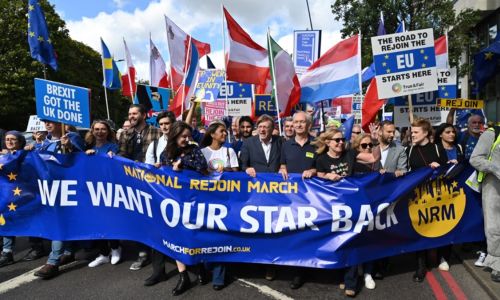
[223,7,269,85]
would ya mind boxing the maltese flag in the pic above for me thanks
[435,35,449,69]
[300,35,361,103]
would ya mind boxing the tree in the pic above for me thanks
[0,0,129,131]
[330,0,480,77]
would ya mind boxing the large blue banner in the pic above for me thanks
[0,152,484,269]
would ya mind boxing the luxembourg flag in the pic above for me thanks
[299,35,361,103]
[435,35,449,68]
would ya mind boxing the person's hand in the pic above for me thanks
[154,162,161,168]
[172,159,182,171]
[369,123,379,140]
[85,149,96,155]
[245,167,256,178]
[0,149,8,155]
[279,167,289,180]
[60,134,70,146]
[379,168,386,175]
[395,170,405,177]
[107,151,114,158]
[302,169,313,179]
[429,162,440,169]
[448,159,458,165]
[24,144,34,151]
[327,173,342,181]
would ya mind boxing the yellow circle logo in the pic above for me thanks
[408,177,466,238]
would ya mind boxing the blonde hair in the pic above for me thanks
[351,133,371,150]
[312,128,343,154]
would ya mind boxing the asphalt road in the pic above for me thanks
[0,239,493,299]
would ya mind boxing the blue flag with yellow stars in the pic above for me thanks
[473,38,500,90]
[101,38,122,90]
[27,0,58,71]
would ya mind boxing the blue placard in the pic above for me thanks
[255,94,276,116]
[219,82,252,99]
[293,30,321,74]
[35,78,90,128]
[194,70,225,102]
[352,102,362,110]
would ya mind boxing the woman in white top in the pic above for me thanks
[199,121,239,290]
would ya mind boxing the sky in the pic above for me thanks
[49,0,344,81]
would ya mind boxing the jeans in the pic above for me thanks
[205,262,226,285]
[344,265,358,290]
[47,240,73,266]
[2,237,15,253]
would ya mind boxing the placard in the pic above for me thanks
[193,69,225,102]
[293,30,321,74]
[25,115,46,132]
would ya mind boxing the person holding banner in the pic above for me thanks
[200,121,239,290]
[83,120,122,268]
[160,121,208,296]
[118,104,161,271]
[143,111,176,287]
[406,118,448,282]
[25,130,47,151]
[0,131,27,267]
[314,129,380,297]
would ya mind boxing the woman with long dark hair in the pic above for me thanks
[161,121,208,296]
[199,121,238,290]
[85,120,121,267]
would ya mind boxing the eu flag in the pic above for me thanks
[27,0,58,71]
[472,39,500,90]
[100,38,122,90]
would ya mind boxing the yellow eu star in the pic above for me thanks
[28,4,34,11]
[386,69,391,73]
[29,31,35,38]
[485,52,494,60]
[444,92,449,97]
[38,36,44,42]
[422,63,426,68]
[452,181,458,188]
[384,54,389,59]
[13,187,22,196]
[8,202,17,212]
[7,172,17,181]
[382,62,387,67]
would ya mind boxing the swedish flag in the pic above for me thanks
[27,0,58,70]
[100,38,122,90]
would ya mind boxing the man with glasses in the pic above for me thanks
[118,104,161,270]
[447,109,485,160]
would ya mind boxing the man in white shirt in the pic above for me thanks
[144,111,175,166]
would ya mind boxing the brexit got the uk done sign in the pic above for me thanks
[0,151,484,269]
[371,28,438,98]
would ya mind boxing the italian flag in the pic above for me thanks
[267,33,301,117]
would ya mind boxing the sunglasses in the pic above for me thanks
[329,137,346,143]
[352,131,361,134]
[360,143,373,149]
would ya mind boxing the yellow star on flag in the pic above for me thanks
[47,39,51,44]
[239,94,243,97]
[38,36,44,42]
[29,31,35,37]
[384,54,389,59]
[382,62,387,67]
[441,86,446,90]
[7,172,17,181]
[29,4,34,11]
[421,63,426,68]
[386,69,391,73]
[420,49,424,54]
[424,56,428,60]
[13,187,22,196]
[239,83,243,87]
[452,181,458,188]
[242,88,245,92]
[444,92,449,96]
[8,202,16,212]
[485,52,494,60]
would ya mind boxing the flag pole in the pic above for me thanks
[181,35,193,116]
[357,32,364,126]
[164,16,176,93]
[123,37,134,103]
[100,37,111,120]
[221,4,229,121]
[267,29,282,136]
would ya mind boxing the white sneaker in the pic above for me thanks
[438,258,450,271]
[364,274,376,289]
[475,251,487,267]
[88,254,110,268]
[110,247,122,265]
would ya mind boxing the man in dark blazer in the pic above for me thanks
[240,114,282,176]
[377,121,408,176]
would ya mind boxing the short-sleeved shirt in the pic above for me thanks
[93,142,119,155]
[280,137,316,173]
[201,146,239,173]
[316,149,358,177]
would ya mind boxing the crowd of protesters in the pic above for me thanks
[0,101,499,298]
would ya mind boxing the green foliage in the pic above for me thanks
[0,0,129,131]
[331,0,481,77]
